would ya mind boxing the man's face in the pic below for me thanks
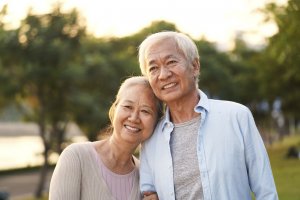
[144,38,199,104]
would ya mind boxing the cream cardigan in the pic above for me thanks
[49,142,142,200]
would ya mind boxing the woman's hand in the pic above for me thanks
[143,191,159,200]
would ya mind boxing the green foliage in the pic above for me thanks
[130,20,178,43]
[196,40,236,100]
[0,5,21,109]
[73,20,180,140]
[2,6,89,197]
[0,4,88,160]
[259,0,300,118]
[1,0,299,160]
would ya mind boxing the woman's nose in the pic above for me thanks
[128,111,140,122]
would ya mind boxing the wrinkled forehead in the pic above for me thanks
[119,82,147,94]
[145,37,176,53]
[145,38,183,61]
[119,84,157,107]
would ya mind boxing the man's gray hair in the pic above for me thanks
[138,31,200,85]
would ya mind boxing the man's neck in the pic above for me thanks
[167,90,200,123]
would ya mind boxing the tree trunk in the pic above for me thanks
[35,144,50,198]
[35,93,49,198]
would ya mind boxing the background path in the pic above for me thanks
[0,169,53,200]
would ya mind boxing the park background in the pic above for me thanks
[0,0,300,199]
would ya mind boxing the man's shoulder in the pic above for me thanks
[208,99,250,113]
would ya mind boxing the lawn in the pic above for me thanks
[268,134,300,200]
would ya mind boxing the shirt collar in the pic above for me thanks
[161,89,210,134]
[195,89,210,113]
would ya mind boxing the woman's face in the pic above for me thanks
[112,84,158,145]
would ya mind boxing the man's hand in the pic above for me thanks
[143,191,159,200]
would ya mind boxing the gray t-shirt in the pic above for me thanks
[170,115,204,200]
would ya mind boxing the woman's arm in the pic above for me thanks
[49,144,82,200]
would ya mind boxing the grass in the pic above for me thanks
[24,197,48,200]
[268,134,300,200]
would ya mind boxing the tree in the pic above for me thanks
[0,5,21,111]
[71,37,130,141]
[228,36,262,107]
[3,5,86,197]
[261,0,300,118]
[71,20,180,141]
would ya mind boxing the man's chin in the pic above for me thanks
[159,93,180,104]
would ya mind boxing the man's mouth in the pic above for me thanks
[162,82,176,90]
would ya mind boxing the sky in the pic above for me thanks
[0,0,286,49]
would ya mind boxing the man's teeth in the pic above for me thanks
[163,82,176,89]
[125,125,140,132]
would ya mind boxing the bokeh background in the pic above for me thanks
[0,0,299,199]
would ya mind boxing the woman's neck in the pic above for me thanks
[95,138,136,174]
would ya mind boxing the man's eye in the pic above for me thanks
[149,66,157,72]
[167,60,177,65]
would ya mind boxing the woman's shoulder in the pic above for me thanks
[61,141,93,158]
[65,141,92,150]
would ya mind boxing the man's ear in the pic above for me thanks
[192,58,200,77]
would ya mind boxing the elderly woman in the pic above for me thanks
[49,76,162,200]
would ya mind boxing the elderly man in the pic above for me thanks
[138,31,278,200]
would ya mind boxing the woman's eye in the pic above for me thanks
[141,109,151,114]
[123,105,132,109]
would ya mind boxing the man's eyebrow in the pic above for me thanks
[147,59,156,66]
[147,54,176,66]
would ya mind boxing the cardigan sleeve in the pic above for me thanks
[49,144,82,200]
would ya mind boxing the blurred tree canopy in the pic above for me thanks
[0,5,20,109]
[1,5,87,197]
[259,0,300,119]
[0,0,299,142]
[1,0,299,140]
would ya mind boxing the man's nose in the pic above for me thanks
[158,67,172,80]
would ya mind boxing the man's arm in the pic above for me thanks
[242,109,278,200]
[140,143,156,193]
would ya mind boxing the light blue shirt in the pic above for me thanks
[140,90,278,200]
